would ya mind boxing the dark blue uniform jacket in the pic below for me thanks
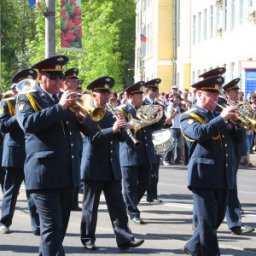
[80,110,122,181]
[180,105,243,190]
[16,84,86,190]
[0,97,25,168]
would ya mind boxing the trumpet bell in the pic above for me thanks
[74,94,105,122]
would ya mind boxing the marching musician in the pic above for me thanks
[0,68,40,235]
[63,67,82,211]
[16,55,88,255]
[180,74,242,256]
[163,93,184,166]
[143,78,165,203]
[79,76,144,250]
[119,81,157,224]
[222,78,254,235]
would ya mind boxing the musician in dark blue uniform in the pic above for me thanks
[119,81,157,224]
[222,78,254,235]
[0,129,4,192]
[80,76,144,251]
[0,68,40,235]
[180,75,242,256]
[63,67,82,211]
[143,78,164,203]
[16,55,87,256]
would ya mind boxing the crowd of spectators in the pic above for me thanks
[107,85,256,167]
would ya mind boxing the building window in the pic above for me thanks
[198,12,201,43]
[146,23,152,55]
[248,0,253,7]
[239,0,244,24]
[216,5,222,32]
[210,5,213,38]
[142,0,146,11]
[203,9,207,40]
[224,0,228,30]
[192,71,196,84]
[230,62,235,79]
[192,15,196,44]
[177,0,180,47]
[230,0,235,30]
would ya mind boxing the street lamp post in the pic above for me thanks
[45,0,56,57]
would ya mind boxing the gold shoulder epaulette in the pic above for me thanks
[24,93,42,112]
[3,98,16,116]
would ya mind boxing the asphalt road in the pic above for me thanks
[0,162,256,256]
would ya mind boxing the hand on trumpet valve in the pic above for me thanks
[220,105,238,121]
[112,114,127,133]
[59,90,79,110]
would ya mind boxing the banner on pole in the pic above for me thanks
[61,0,82,51]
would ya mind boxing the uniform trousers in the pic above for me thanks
[147,155,160,200]
[0,167,40,233]
[0,167,5,192]
[30,188,74,256]
[0,167,24,227]
[185,187,227,256]
[121,164,151,219]
[80,179,134,247]
[225,184,241,229]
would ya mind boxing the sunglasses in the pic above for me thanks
[43,72,64,80]
[151,87,159,92]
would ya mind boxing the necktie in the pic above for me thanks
[52,94,59,103]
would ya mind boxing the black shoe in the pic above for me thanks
[71,206,82,211]
[231,225,255,235]
[33,229,40,236]
[147,198,162,203]
[83,242,97,250]
[131,217,145,224]
[183,246,201,256]
[119,239,144,251]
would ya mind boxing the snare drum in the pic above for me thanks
[152,129,174,155]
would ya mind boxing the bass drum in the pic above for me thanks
[152,129,174,155]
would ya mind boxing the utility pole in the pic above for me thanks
[45,0,56,57]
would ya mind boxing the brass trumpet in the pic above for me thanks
[70,94,105,122]
[216,101,256,131]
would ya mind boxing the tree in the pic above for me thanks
[0,0,136,92]
[0,0,37,91]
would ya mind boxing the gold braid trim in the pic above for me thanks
[25,94,42,112]
[6,100,15,116]
[180,112,220,142]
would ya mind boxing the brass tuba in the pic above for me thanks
[71,94,105,122]
[15,79,37,94]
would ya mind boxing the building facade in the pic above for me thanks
[135,0,256,95]
[134,0,175,92]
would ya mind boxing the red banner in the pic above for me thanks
[61,0,82,51]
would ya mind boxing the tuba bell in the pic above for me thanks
[70,94,105,122]
[15,79,37,94]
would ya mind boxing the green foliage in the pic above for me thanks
[0,0,135,93]
[0,0,37,91]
